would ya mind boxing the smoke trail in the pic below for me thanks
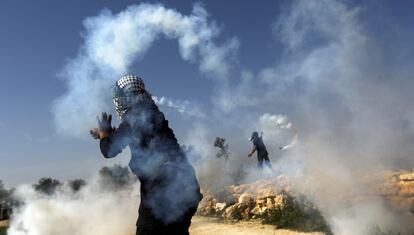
[257,113,298,151]
[278,134,297,151]
[52,3,238,138]
[153,95,205,118]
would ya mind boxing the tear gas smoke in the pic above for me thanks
[257,113,298,152]
[152,96,205,118]
[52,3,238,138]
[186,0,414,233]
[43,0,414,234]
[8,167,140,235]
[201,0,414,233]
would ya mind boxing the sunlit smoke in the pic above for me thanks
[191,0,414,233]
[8,169,140,235]
[44,0,414,234]
[52,3,238,138]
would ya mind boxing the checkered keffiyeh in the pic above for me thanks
[113,75,152,118]
[116,75,146,95]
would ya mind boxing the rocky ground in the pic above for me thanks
[365,169,414,212]
[196,169,414,234]
[189,216,324,235]
[197,175,330,233]
[1,170,413,235]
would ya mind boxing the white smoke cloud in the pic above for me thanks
[8,176,139,235]
[44,0,414,234]
[247,0,413,233]
[257,113,297,152]
[259,114,292,130]
[152,95,205,118]
[52,3,238,137]
[204,0,414,233]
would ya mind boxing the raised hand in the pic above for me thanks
[97,112,113,133]
[89,112,115,140]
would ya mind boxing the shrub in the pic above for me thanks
[33,178,61,195]
[260,192,331,234]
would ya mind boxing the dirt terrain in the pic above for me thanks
[0,221,8,227]
[190,216,324,235]
[196,169,414,234]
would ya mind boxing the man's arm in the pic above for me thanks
[248,145,256,158]
[90,112,113,140]
[99,121,130,158]
[90,112,130,158]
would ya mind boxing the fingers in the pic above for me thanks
[89,128,100,139]
[102,112,107,122]
[96,112,113,133]
[98,112,113,121]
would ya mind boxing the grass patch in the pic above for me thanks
[0,227,7,235]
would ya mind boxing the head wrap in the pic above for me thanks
[249,131,259,141]
[112,75,152,118]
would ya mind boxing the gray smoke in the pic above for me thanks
[40,1,414,234]
[8,168,140,235]
[185,0,414,234]
[52,3,238,138]
[153,96,205,118]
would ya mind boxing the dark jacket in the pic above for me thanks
[100,100,202,227]
[253,137,267,155]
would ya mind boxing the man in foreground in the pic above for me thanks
[90,75,202,235]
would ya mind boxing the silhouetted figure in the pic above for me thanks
[248,131,274,173]
[90,75,202,235]
[214,137,229,160]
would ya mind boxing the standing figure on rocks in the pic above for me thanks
[248,131,275,173]
[90,75,203,235]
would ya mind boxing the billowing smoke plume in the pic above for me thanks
[196,0,414,234]
[257,113,298,151]
[52,3,238,137]
[43,0,414,234]
[8,167,139,235]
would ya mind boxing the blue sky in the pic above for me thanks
[1,0,414,187]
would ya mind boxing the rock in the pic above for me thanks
[197,169,414,233]
[400,172,414,182]
[250,204,267,215]
[225,204,246,220]
[398,181,414,196]
[197,194,219,216]
[266,197,274,208]
[238,193,254,204]
[215,202,226,212]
